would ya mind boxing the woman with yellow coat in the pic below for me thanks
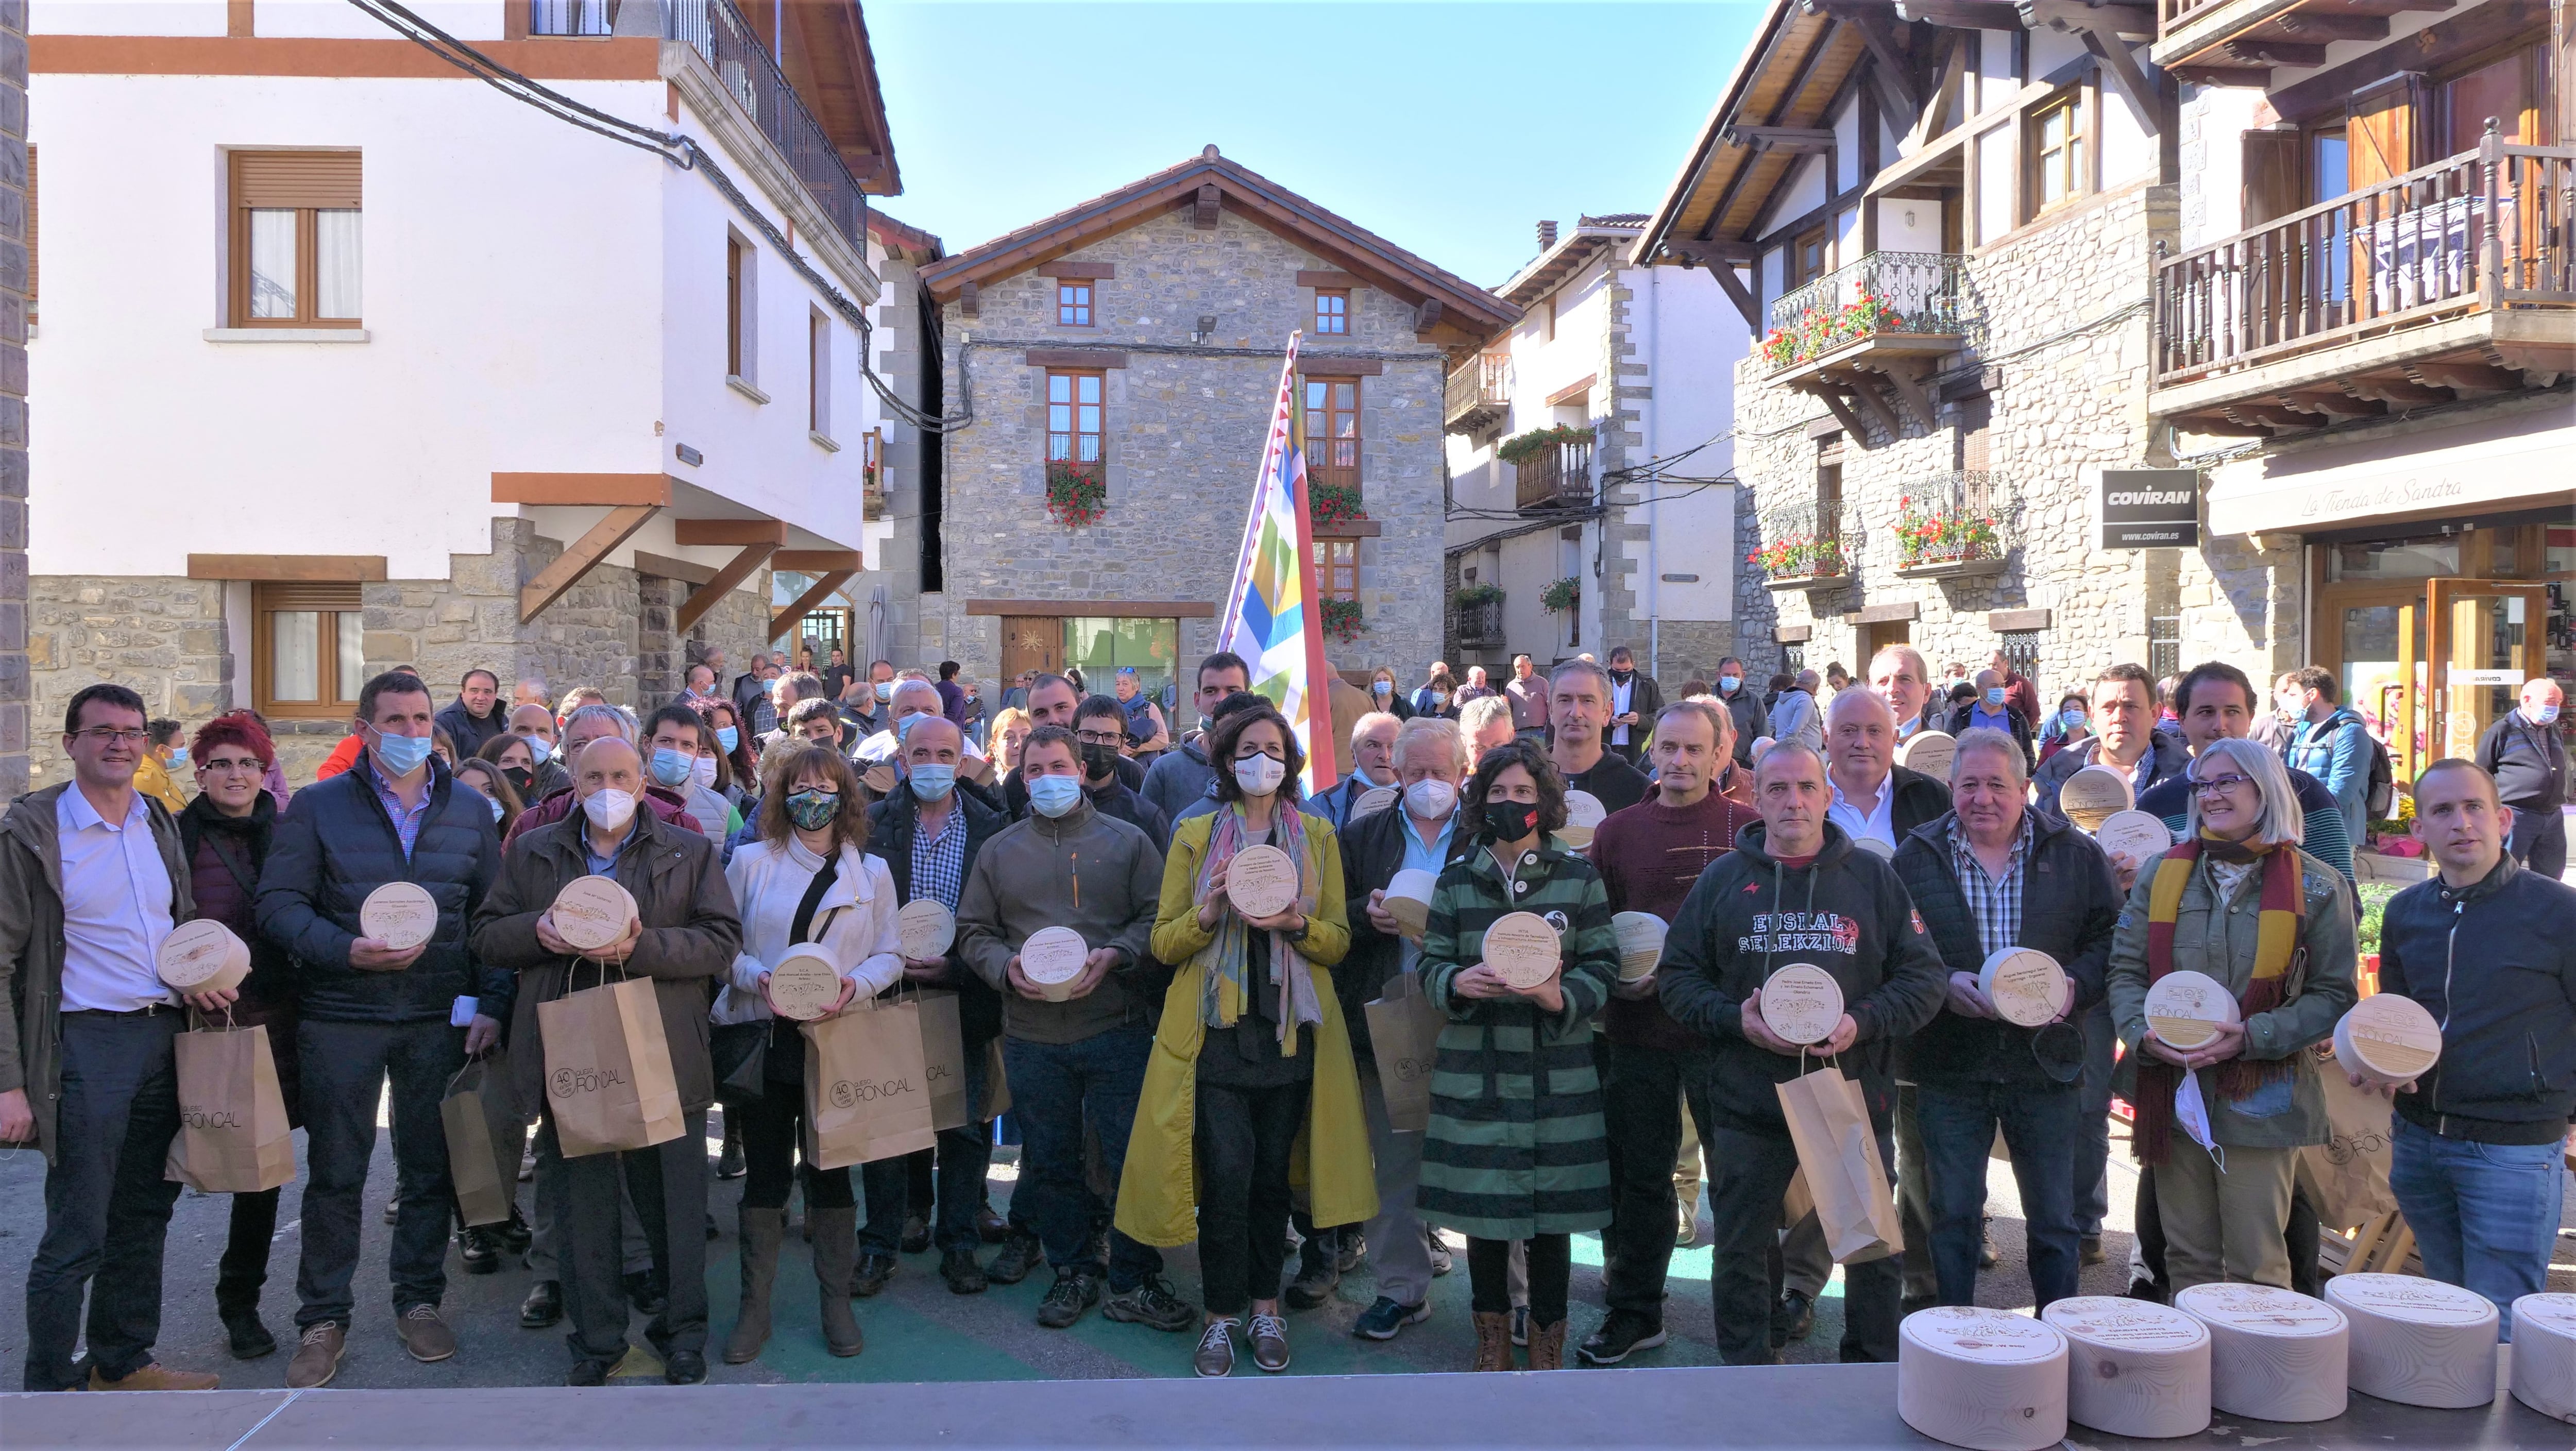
[1118,699,1377,1378]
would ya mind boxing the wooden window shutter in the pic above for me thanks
[256,581,363,611]
[2240,129,2302,228]
[23,144,31,316]
[2347,75,2422,191]
[234,151,362,209]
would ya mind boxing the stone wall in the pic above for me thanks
[0,0,24,803]
[27,576,230,790]
[924,207,1449,693]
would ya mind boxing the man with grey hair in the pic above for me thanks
[504,703,701,849]
[1769,670,1824,754]
[1314,711,1403,831]
[1549,659,1652,814]
[1458,695,1516,773]
[1454,664,1497,705]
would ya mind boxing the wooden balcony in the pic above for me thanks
[2155,0,2409,79]
[1514,439,1593,513]
[1445,351,1510,435]
[1762,251,1973,438]
[2150,133,2576,437]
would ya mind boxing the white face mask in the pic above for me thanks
[1232,754,1287,798]
[690,755,718,790]
[581,787,637,832]
[1403,778,1457,821]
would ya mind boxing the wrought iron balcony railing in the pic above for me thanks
[1749,500,1863,586]
[1893,470,2017,576]
[663,0,872,256]
[1761,251,1973,374]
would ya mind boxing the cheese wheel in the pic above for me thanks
[1019,926,1090,1002]
[1224,843,1301,920]
[1896,1306,2069,1451]
[1557,790,1607,850]
[1896,729,1956,781]
[1481,912,1562,991]
[2175,1282,2349,1422]
[1382,869,1437,943]
[156,919,252,994]
[1760,963,1844,1045]
[1351,785,1399,821]
[1854,835,1896,859]
[1979,947,2067,1028]
[2143,970,2239,1051]
[2058,764,2134,833]
[2324,1271,2497,1409]
[2093,809,2175,868]
[2041,1296,2211,1439]
[360,880,439,952]
[897,898,957,961]
[2334,993,2443,1086]
[2510,1292,2576,1424]
[861,764,897,795]
[550,875,638,953]
[1612,911,1667,982]
[766,944,844,1022]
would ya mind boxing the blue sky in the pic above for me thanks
[864,2,1762,288]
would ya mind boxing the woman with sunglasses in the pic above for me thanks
[2105,735,2357,1294]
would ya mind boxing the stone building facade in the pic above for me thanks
[912,149,1514,720]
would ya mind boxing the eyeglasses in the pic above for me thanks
[199,757,266,774]
[1074,730,1125,747]
[70,728,151,746]
[2190,773,2253,797]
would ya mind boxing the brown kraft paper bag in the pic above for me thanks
[982,1038,1012,1120]
[538,966,685,1158]
[440,1057,517,1227]
[1364,972,1446,1134]
[913,990,972,1133]
[2298,1047,2399,1233]
[803,1001,938,1171]
[165,1016,297,1194]
[1776,1060,1902,1264]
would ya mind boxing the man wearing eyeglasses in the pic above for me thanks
[1072,695,1172,847]
[2,685,228,1391]
[1889,728,2121,1314]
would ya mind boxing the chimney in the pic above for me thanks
[1537,220,1559,250]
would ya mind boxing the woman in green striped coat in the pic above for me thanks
[1416,737,1619,1372]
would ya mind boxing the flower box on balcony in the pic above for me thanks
[1894,553,2008,580]
[1893,498,2005,579]
[1750,534,1850,590]
[1760,252,1973,382]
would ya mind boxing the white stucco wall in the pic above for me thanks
[1623,261,1739,629]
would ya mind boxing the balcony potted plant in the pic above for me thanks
[1539,576,1580,615]
[1310,479,1368,528]
[1497,423,1593,465]
[1748,534,1848,585]
[1760,291,1906,372]
[1321,598,1366,644]
[1454,581,1503,608]
[1894,497,2002,571]
[1045,459,1107,528]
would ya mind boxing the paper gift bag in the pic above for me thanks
[982,1038,1012,1121]
[165,1017,296,1194]
[803,1002,938,1171]
[1365,972,1447,1134]
[538,969,684,1158]
[441,1058,517,1227]
[1776,1061,1902,1264]
[913,990,972,1132]
[2298,1053,2399,1233]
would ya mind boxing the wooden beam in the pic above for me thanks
[1723,125,1838,153]
[1872,359,1941,429]
[2170,63,2270,86]
[1842,376,1907,441]
[671,517,790,547]
[1704,257,1762,331]
[2342,376,2449,405]
[2236,401,2329,429]
[1036,261,1116,280]
[2409,361,2520,393]
[770,569,855,642]
[632,549,717,586]
[2226,38,2327,64]
[1836,5,1924,118]
[2279,390,2381,419]
[1897,0,2024,27]
[2179,410,2276,437]
[491,472,673,507]
[187,553,388,582]
[2018,0,2152,39]
[961,599,1219,618]
[520,503,659,624]
[958,280,978,317]
[770,549,865,571]
[1807,385,1876,444]
[675,541,779,633]
[2064,15,2162,135]
[2274,10,2388,40]
[1909,29,1969,150]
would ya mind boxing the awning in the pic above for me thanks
[2205,408,2575,537]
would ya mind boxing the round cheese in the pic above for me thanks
[2174,1282,2349,1422]
[2334,993,2443,1086]
[156,919,252,994]
[861,764,897,795]
[1980,947,2067,1028]
[1557,790,1607,850]
[1896,729,1956,781]
[1224,843,1301,920]
[2143,970,2239,1052]
[2058,764,2134,833]
[1481,912,1562,991]
[1854,836,1896,859]
[2324,1271,2497,1409]
[1612,911,1667,982]
[2093,809,2175,868]
[360,880,439,952]
[1019,926,1091,1003]
[1896,1306,2070,1451]
[2510,1292,2576,1424]
[1382,869,1437,943]
[550,875,639,953]
[1760,963,1844,1046]
[2041,1296,2211,1439]
[896,898,957,961]
[1351,785,1399,821]
[766,944,844,1022]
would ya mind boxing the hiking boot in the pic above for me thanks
[520,1279,564,1328]
[1471,1310,1515,1371]
[1334,1233,1366,1274]
[900,1214,933,1255]
[1193,1317,1238,1377]
[1527,1317,1567,1371]
[986,1229,1044,1286]
[88,1361,221,1391]
[1578,1308,1667,1365]
[394,1303,456,1363]
[1282,1255,1338,1311]
[1772,1288,1815,1347]
[1103,1276,1195,1333]
[724,1206,785,1364]
[850,1252,897,1298]
[1248,1313,1291,1373]
[1352,1295,1430,1340]
[285,1322,346,1389]
[1035,1269,1100,1329]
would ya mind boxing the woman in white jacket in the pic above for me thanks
[713,743,904,1365]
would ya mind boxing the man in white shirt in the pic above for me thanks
[2,684,225,1392]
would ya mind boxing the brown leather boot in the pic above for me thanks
[1471,1310,1515,1372]
[1527,1317,1567,1371]
[807,1206,867,1357]
[723,1207,785,1364]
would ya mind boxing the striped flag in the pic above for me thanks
[1216,332,1342,794]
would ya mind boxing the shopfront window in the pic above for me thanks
[1061,616,1178,706]
[2326,534,2458,582]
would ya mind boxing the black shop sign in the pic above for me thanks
[2100,468,2201,549]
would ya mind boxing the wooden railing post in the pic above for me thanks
[2481,118,2504,308]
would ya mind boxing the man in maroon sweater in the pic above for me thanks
[1577,700,1761,1365]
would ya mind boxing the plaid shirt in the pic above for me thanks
[910,804,968,913]
[364,755,434,862]
[1945,812,2032,959]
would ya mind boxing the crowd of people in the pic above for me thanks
[1,635,2566,1391]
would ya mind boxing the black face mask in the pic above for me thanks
[1481,799,1540,842]
[1078,741,1122,779]
[1609,668,1633,683]
[502,766,535,796]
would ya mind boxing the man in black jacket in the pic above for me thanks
[255,671,503,1388]
[2476,678,2567,880]
[1658,741,1946,1365]
[2377,758,2576,1336]
[1890,729,2120,1312]
[433,669,508,761]
[1714,657,1768,769]
[1604,645,1664,765]
[861,715,1010,1295]
[1072,695,1172,846]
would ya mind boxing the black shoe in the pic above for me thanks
[520,1279,564,1329]
[1351,1295,1430,1341]
[851,1252,897,1298]
[1282,1257,1338,1311]
[715,1134,746,1181]
[663,1349,707,1386]
[1510,1305,1530,1347]
[986,1230,1044,1286]
[900,1215,932,1255]
[1334,1231,1366,1274]
[1771,1288,1816,1347]
[459,1228,501,1274]
[221,1306,276,1360]
[706,1211,719,1241]
[1101,1275,1196,1333]
[940,1247,989,1295]
[2080,1235,2105,1267]
[496,1209,533,1255]
[1035,1269,1101,1329]
[565,1358,611,1387]
[624,1270,667,1319]
[975,1207,1009,1244]
[1578,1308,1668,1365]
[2124,1275,2170,1305]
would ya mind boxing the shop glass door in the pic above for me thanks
[2425,579,2549,762]
[2330,591,2420,780]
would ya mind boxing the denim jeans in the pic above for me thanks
[2507,805,2567,881]
[1913,1079,2082,1310]
[1599,1038,1716,1320]
[862,1125,993,1255]
[293,1017,464,1329]
[2389,1115,2566,1339]
[23,1010,184,1390]
[1707,1120,1902,1365]
[1003,1027,1161,1292]
[2073,1003,2115,1238]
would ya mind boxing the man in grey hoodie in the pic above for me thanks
[1140,652,1251,823]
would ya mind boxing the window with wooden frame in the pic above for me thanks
[2028,88,2087,213]
[808,311,831,437]
[1312,538,1359,603]
[254,581,366,719]
[726,236,748,378]
[1046,370,1104,470]
[1314,288,1349,335]
[1302,377,1359,494]
[1789,226,1830,291]
[1057,281,1093,327]
[229,151,361,327]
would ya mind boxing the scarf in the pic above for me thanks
[1194,802,1324,1049]
[2133,831,2304,1165]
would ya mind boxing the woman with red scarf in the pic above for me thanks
[2105,736,2357,1293]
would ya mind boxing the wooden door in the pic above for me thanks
[1001,616,1062,687]
[2348,74,2422,189]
